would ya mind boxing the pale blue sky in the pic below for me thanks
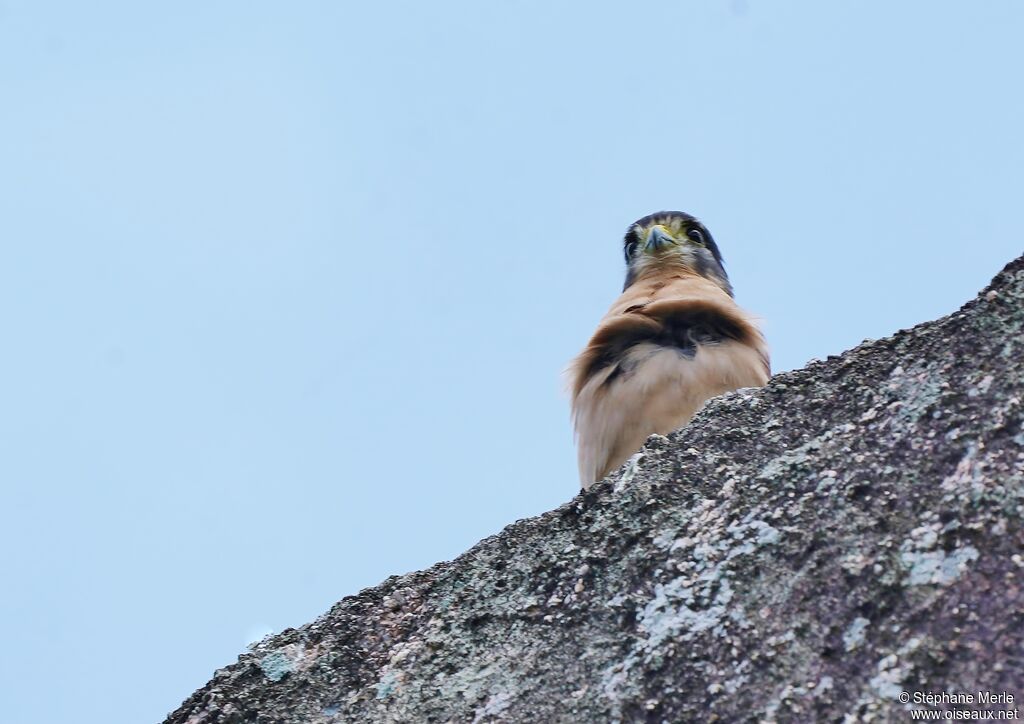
[1,2,1022,722]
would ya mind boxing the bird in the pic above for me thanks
[568,211,770,488]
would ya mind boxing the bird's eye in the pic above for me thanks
[624,241,638,260]
[687,229,705,245]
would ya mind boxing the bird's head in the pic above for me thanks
[622,211,732,295]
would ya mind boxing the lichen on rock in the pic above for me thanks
[166,256,1024,723]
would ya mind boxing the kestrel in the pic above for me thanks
[569,211,770,488]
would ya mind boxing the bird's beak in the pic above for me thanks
[644,225,677,253]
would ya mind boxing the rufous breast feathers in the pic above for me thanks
[570,272,769,487]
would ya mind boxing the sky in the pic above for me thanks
[1,2,1022,722]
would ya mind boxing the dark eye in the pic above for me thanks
[624,240,639,261]
[687,229,705,245]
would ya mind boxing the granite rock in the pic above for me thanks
[166,256,1024,723]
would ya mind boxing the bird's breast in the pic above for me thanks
[569,289,769,487]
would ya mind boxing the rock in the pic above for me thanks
[165,256,1024,723]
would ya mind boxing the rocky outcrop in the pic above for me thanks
[166,256,1024,723]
